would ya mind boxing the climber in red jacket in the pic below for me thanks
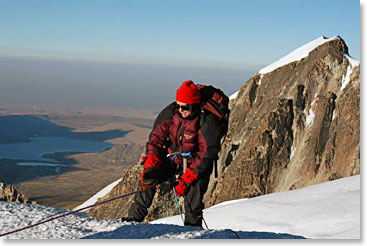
[124,80,222,227]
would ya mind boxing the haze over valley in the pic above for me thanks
[0,55,259,109]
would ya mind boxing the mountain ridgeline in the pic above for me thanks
[87,36,360,221]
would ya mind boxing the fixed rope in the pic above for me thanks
[0,189,140,238]
[173,187,185,225]
[168,153,188,226]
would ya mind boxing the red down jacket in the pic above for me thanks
[146,102,222,175]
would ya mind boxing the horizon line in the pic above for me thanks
[0,47,265,72]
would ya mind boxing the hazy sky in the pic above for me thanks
[0,0,361,109]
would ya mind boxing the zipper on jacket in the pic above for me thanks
[179,127,186,146]
[175,118,183,148]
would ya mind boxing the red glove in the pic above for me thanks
[141,154,161,169]
[174,167,199,197]
[140,154,161,191]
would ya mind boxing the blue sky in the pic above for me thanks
[0,0,361,108]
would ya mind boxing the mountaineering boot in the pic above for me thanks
[120,217,143,223]
[184,213,203,228]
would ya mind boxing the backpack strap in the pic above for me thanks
[198,109,219,179]
[199,109,208,129]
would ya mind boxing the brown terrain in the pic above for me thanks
[0,105,156,209]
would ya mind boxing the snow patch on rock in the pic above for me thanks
[229,91,239,101]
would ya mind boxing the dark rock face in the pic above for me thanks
[88,37,360,221]
[0,182,36,205]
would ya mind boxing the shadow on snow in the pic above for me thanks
[82,223,306,239]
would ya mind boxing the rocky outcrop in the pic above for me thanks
[204,36,360,206]
[0,182,36,205]
[87,36,360,221]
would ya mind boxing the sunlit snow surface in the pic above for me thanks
[0,175,359,239]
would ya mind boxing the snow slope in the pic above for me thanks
[0,175,360,239]
[153,175,360,239]
[229,35,360,101]
[73,178,122,211]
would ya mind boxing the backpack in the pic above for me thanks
[197,84,230,139]
[197,84,230,178]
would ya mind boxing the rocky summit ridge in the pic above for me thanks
[87,36,360,221]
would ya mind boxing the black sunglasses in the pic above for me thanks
[176,103,192,111]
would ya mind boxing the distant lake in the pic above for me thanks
[0,137,115,184]
[0,137,113,163]
[0,115,129,184]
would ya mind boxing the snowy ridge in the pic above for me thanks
[343,52,360,68]
[0,175,359,239]
[228,35,359,101]
[229,36,338,101]
[73,178,123,211]
[258,36,340,75]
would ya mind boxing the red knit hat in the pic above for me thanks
[176,80,201,104]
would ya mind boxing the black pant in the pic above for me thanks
[182,173,210,227]
[127,158,211,227]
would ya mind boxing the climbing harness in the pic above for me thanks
[0,189,140,238]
